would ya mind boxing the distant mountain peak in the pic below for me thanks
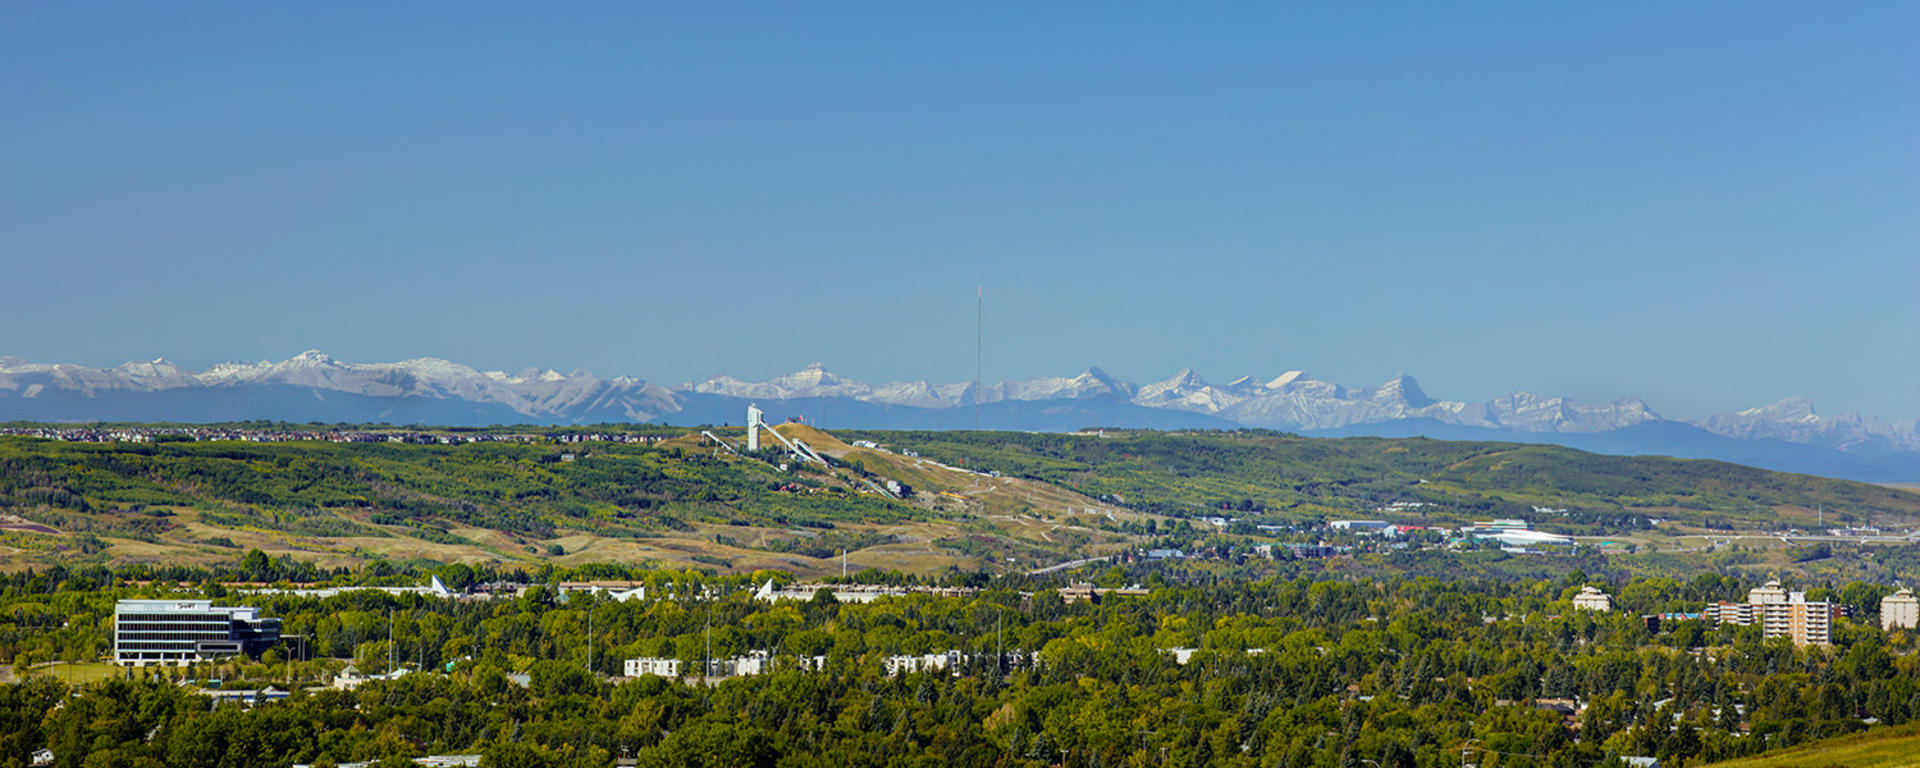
[1144,367,1205,388]
[1376,374,1432,407]
[1685,397,1920,456]
[1267,370,1310,389]
[1740,397,1820,421]
[5,351,1917,473]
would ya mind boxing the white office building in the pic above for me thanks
[114,599,282,666]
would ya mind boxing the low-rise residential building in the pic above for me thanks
[625,657,682,677]
[293,756,481,768]
[1057,583,1150,604]
[329,664,410,690]
[883,650,964,676]
[205,686,291,708]
[627,650,821,679]
[728,650,773,676]
[1572,586,1613,612]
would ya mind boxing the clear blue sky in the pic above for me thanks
[3,4,1915,419]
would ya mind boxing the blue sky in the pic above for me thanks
[3,4,1915,419]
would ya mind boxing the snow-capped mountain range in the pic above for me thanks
[4,352,1920,481]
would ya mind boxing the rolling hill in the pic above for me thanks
[3,425,1918,575]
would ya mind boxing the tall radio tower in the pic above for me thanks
[975,285,982,429]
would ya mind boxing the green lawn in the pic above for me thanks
[26,660,145,685]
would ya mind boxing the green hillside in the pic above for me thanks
[0,428,1144,574]
[5,426,1919,574]
[1702,722,1920,768]
[847,430,1920,528]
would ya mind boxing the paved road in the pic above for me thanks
[1028,555,1112,576]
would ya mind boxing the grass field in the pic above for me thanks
[1703,723,1920,767]
[24,660,141,685]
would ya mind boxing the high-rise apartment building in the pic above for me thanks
[1883,588,1920,632]
[1703,580,1829,646]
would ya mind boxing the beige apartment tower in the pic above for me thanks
[1704,580,1830,646]
[1883,588,1920,632]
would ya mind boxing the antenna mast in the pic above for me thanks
[976,285,982,429]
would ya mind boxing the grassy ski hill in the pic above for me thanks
[3,425,1919,574]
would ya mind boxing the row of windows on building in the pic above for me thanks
[112,600,281,666]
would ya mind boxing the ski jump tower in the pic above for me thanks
[744,403,827,466]
[746,403,765,452]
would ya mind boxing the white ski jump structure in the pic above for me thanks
[701,430,740,456]
[702,405,903,497]
[745,403,828,466]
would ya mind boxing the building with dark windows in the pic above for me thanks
[113,599,281,666]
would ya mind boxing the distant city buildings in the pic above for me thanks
[625,651,826,679]
[114,599,281,666]
[752,579,976,603]
[1882,588,1919,631]
[293,755,480,768]
[238,576,454,600]
[1057,583,1150,605]
[883,651,965,676]
[1463,519,1575,550]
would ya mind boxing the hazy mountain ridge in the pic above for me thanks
[1688,398,1920,455]
[4,352,1918,480]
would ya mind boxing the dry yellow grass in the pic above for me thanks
[1702,723,1920,768]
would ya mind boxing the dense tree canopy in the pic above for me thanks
[4,559,1918,767]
